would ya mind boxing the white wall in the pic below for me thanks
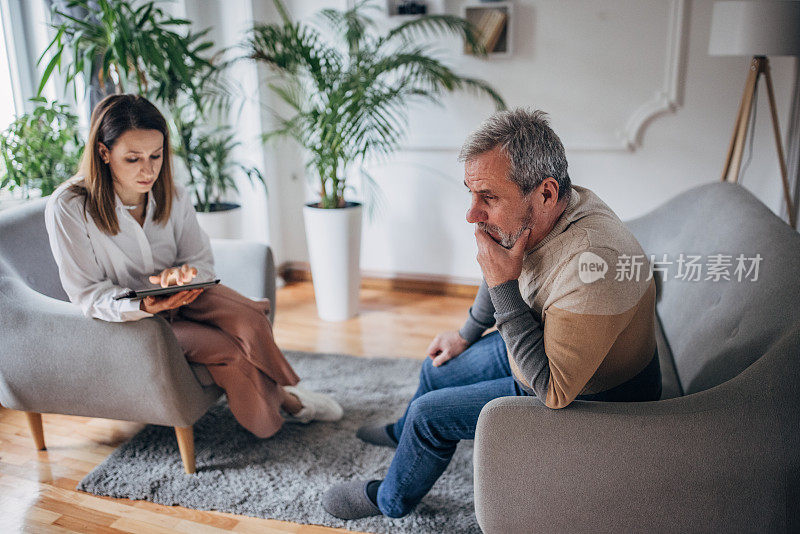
[189,0,798,283]
[182,0,272,245]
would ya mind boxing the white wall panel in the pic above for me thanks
[187,0,798,281]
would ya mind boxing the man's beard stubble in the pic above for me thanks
[477,206,534,250]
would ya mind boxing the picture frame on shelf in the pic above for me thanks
[385,0,444,17]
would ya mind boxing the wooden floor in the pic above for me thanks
[0,282,475,534]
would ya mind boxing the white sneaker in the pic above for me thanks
[283,385,344,423]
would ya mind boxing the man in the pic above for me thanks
[322,108,662,520]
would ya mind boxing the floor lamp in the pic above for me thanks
[709,1,800,228]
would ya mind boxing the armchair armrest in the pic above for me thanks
[0,277,221,427]
[473,327,800,533]
[211,239,275,323]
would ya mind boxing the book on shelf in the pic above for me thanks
[466,8,508,54]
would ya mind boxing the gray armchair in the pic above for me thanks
[473,183,800,533]
[0,197,276,473]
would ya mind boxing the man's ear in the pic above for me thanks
[540,177,560,206]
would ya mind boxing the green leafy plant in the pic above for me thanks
[173,118,265,213]
[245,0,505,209]
[38,0,213,108]
[37,0,248,211]
[0,98,83,199]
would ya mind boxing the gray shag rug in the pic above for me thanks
[77,351,480,533]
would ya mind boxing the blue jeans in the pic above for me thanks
[376,329,662,517]
[377,330,527,518]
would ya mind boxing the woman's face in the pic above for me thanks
[99,129,164,201]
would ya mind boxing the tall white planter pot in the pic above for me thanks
[302,202,362,321]
[195,202,243,239]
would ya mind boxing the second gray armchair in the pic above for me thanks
[0,197,277,473]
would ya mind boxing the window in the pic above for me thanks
[0,2,15,132]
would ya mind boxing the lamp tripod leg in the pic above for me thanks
[723,57,762,184]
[762,60,796,228]
[721,71,753,181]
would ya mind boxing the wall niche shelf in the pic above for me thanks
[463,1,513,58]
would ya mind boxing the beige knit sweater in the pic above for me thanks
[460,185,657,408]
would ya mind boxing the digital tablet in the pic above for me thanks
[114,279,220,300]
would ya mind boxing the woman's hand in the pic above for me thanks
[139,288,204,314]
[149,264,198,288]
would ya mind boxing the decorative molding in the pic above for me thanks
[398,0,688,154]
[619,0,687,151]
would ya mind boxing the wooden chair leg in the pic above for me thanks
[174,426,195,474]
[25,412,46,450]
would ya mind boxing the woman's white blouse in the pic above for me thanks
[45,181,215,322]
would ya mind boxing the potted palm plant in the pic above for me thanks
[37,0,250,230]
[245,0,505,321]
[173,118,265,239]
[0,98,83,208]
[38,0,214,106]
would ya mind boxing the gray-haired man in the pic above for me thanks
[323,108,662,520]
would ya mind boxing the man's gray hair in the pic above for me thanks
[458,108,571,201]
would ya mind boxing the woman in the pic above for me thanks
[45,94,342,438]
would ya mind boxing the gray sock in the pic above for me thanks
[323,479,383,519]
[356,423,398,448]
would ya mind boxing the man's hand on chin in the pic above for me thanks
[475,226,531,288]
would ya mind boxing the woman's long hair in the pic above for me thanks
[71,94,174,235]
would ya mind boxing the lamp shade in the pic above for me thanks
[709,1,800,56]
